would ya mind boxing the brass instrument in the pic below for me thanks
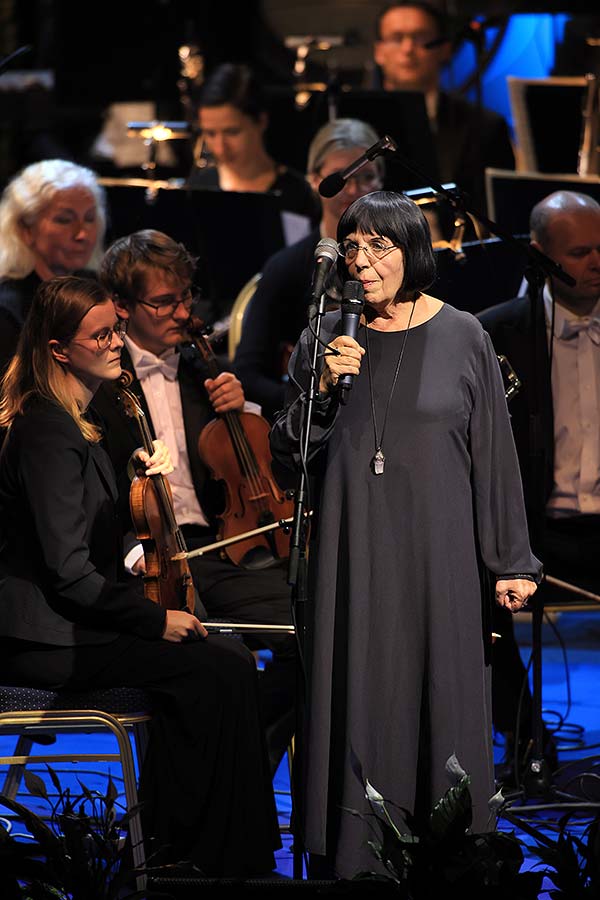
[497,354,522,402]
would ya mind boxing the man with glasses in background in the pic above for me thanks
[373,2,515,218]
[92,228,296,778]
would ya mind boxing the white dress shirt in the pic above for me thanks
[122,335,261,570]
[544,287,600,517]
[123,336,209,571]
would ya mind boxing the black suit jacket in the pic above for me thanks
[92,344,224,538]
[477,291,554,544]
[0,398,166,645]
[436,91,515,217]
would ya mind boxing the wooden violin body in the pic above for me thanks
[198,409,294,567]
[185,316,294,568]
[116,374,196,612]
[129,470,195,612]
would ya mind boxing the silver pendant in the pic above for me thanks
[371,449,385,475]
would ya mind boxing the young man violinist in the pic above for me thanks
[92,229,296,777]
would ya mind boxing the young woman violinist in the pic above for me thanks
[0,275,280,877]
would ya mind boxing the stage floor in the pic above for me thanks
[1,607,598,897]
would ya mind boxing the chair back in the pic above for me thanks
[228,272,262,360]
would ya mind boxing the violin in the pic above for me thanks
[184,316,295,568]
[115,373,196,613]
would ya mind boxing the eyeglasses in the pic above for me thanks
[337,239,399,262]
[378,31,438,49]
[73,319,128,352]
[137,292,197,318]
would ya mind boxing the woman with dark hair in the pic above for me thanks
[187,62,320,224]
[0,275,280,878]
[270,191,541,880]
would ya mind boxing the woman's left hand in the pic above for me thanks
[495,578,538,613]
[204,371,245,414]
[134,439,174,477]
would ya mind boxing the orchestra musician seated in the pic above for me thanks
[187,61,320,226]
[93,229,297,777]
[0,274,281,877]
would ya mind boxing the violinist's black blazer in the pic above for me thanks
[0,397,166,646]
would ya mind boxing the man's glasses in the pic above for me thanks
[337,239,399,262]
[73,319,128,352]
[137,293,197,318]
[379,31,439,49]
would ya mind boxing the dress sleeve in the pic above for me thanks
[269,324,341,473]
[18,414,166,638]
[469,330,543,582]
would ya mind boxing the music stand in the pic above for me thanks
[507,76,596,175]
[262,86,439,192]
[186,189,287,324]
[485,168,600,236]
[99,179,288,326]
[432,235,530,316]
[334,89,440,192]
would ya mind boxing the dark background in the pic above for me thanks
[2,2,599,320]
[2,2,600,186]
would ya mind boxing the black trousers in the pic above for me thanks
[0,632,281,877]
[183,526,298,774]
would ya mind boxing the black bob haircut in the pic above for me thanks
[336,191,437,299]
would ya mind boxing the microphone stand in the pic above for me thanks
[285,283,329,879]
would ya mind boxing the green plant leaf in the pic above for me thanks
[429,774,473,841]
[44,765,64,799]
[0,793,63,859]
[23,770,49,800]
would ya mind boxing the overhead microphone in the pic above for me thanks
[318,135,397,198]
[338,280,365,402]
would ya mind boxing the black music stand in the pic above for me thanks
[101,181,288,325]
[486,169,600,237]
[262,86,439,192]
[508,76,593,174]
[186,189,287,325]
[334,89,440,192]
[432,235,530,316]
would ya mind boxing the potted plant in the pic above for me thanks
[345,749,545,899]
[0,766,172,899]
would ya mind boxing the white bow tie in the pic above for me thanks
[135,353,180,382]
[558,316,600,346]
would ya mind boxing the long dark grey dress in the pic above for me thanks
[270,303,542,880]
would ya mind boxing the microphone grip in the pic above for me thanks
[338,313,362,393]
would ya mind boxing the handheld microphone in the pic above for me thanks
[318,135,397,198]
[338,280,365,400]
[310,237,339,301]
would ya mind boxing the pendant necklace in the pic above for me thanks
[365,298,417,475]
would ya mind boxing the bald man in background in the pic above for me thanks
[479,190,600,785]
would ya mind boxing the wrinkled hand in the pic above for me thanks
[134,439,174,477]
[162,609,208,643]
[319,335,365,395]
[495,578,538,613]
[204,371,245,414]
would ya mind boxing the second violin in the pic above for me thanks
[185,317,294,569]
